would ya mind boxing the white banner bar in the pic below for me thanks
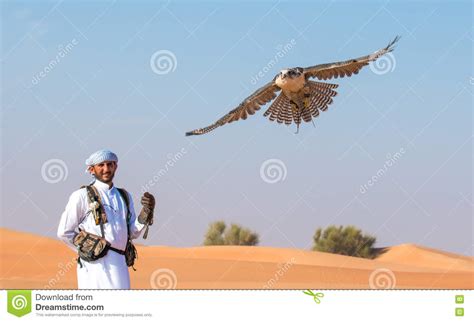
[0,290,471,321]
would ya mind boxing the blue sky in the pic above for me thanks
[1,0,472,255]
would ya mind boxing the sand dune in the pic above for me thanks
[376,244,473,272]
[0,228,472,289]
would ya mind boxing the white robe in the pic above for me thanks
[57,180,146,289]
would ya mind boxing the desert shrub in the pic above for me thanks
[203,221,226,246]
[312,225,376,258]
[203,221,259,246]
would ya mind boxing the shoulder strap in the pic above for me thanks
[80,185,95,205]
[117,188,131,240]
[117,188,130,222]
[81,184,106,238]
[117,188,138,270]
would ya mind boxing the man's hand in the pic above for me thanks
[138,192,155,224]
[141,192,155,213]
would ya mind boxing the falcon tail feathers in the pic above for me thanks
[263,91,292,124]
[263,81,338,130]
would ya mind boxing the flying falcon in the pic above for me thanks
[186,36,400,136]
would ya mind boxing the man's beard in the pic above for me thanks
[95,173,114,184]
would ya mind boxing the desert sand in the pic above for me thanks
[0,228,472,289]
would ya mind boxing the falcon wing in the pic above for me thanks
[185,81,280,136]
[303,36,400,80]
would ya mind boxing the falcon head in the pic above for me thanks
[280,67,304,79]
[275,67,305,91]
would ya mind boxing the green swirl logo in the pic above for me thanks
[7,290,32,317]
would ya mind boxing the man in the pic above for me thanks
[57,149,155,289]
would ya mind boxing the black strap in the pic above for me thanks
[109,246,126,256]
[77,257,83,268]
[118,188,150,239]
[116,188,135,268]
[117,188,131,241]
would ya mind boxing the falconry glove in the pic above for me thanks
[139,192,155,239]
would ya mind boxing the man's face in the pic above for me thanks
[90,161,117,184]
